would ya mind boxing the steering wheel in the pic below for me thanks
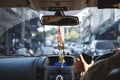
[94,52,115,62]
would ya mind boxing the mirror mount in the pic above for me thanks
[55,10,65,16]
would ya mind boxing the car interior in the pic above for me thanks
[0,0,120,80]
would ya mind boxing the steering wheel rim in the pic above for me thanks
[94,52,115,62]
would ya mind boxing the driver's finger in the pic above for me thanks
[78,54,86,63]
[74,58,81,73]
[114,48,120,53]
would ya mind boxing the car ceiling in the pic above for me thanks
[0,0,97,10]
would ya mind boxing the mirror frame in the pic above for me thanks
[41,15,79,26]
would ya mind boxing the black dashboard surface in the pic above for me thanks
[0,55,74,80]
[0,57,39,80]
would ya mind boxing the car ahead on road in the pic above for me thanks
[69,42,78,53]
[52,44,59,54]
[45,40,52,47]
[90,40,116,56]
[72,44,84,57]
[0,0,120,80]
[113,41,120,48]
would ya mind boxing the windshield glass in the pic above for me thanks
[0,7,120,57]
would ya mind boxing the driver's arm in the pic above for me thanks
[78,53,120,80]
[74,54,94,75]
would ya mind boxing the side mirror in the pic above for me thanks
[41,15,79,26]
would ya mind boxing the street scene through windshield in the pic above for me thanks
[0,1,120,80]
[0,8,120,57]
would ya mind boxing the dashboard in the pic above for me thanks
[0,55,74,80]
[43,55,74,80]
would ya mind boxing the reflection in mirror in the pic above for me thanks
[41,16,79,26]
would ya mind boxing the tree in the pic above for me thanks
[34,32,44,42]
[68,28,78,41]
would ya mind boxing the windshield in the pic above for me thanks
[0,7,120,57]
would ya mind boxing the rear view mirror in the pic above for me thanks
[41,16,79,26]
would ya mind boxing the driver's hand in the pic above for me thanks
[74,54,94,75]
[113,48,120,53]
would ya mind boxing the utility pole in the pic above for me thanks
[4,32,9,55]
[66,27,69,42]
[21,8,26,43]
[78,24,81,43]
[43,26,46,46]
